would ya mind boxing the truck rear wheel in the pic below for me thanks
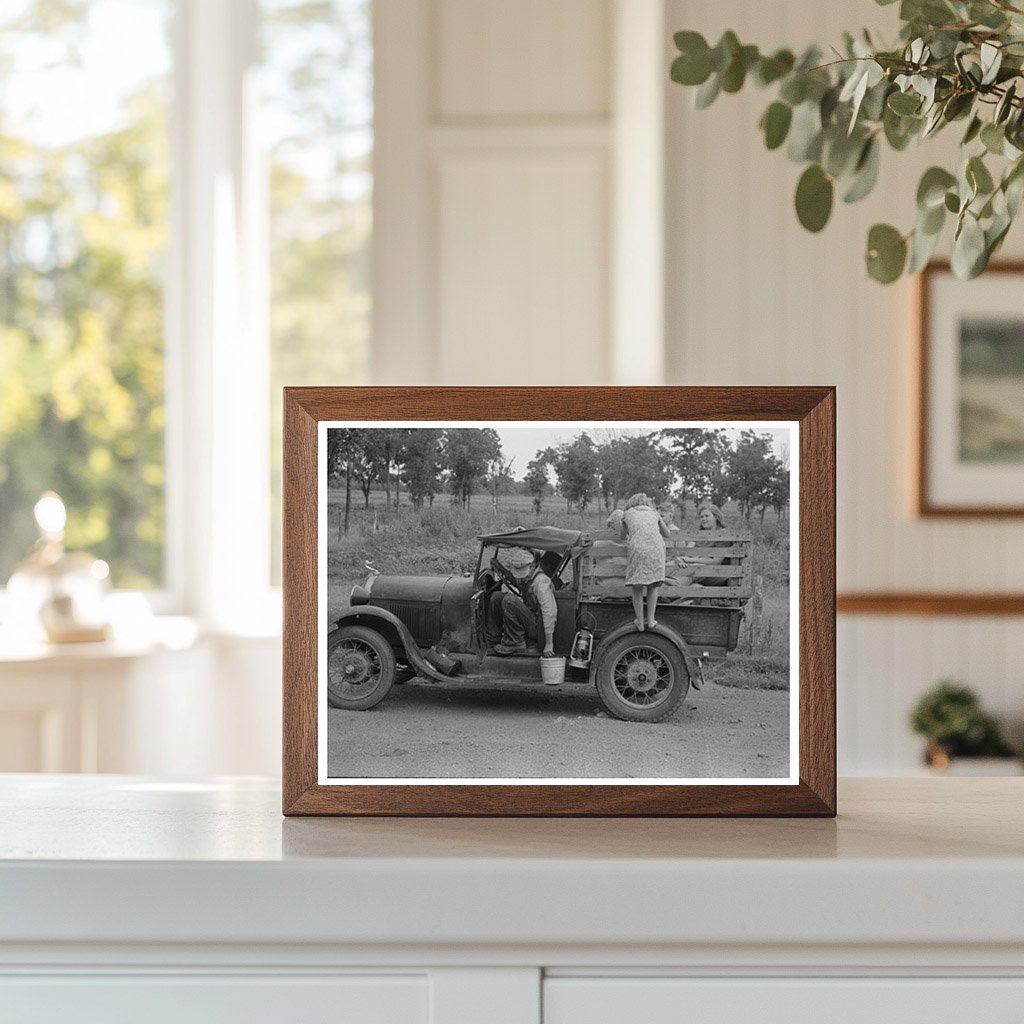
[326,625,397,710]
[595,633,689,723]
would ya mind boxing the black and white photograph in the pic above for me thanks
[318,421,798,784]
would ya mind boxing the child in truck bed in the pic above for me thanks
[618,493,671,631]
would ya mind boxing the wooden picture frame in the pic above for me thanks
[283,387,835,816]
[917,261,1024,517]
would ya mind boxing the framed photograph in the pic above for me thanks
[918,261,1024,517]
[283,387,835,816]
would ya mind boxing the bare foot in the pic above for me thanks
[647,619,658,630]
[633,618,645,632]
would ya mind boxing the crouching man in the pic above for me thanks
[490,551,558,658]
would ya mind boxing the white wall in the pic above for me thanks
[664,0,1024,772]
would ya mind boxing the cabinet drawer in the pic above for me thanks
[545,977,1024,1024]
[0,974,427,1024]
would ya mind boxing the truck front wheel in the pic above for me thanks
[595,633,689,723]
[326,625,397,711]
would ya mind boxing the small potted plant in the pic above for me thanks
[909,680,1019,772]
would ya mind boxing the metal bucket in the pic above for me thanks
[540,656,566,685]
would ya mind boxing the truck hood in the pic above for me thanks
[363,574,455,603]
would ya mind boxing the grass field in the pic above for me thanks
[326,490,791,688]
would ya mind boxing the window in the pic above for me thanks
[0,0,373,618]
[261,0,372,581]
[0,0,172,589]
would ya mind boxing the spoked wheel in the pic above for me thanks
[326,625,397,710]
[595,633,689,723]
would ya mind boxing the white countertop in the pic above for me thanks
[2,776,1022,950]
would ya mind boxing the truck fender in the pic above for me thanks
[589,621,701,690]
[332,606,449,684]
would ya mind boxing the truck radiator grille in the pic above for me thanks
[374,601,441,641]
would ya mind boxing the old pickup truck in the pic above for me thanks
[327,525,752,722]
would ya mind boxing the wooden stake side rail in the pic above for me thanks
[579,530,754,604]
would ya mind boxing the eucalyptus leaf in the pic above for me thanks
[721,45,758,93]
[842,137,881,203]
[917,166,957,210]
[908,221,942,273]
[967,154,995,195]
[951,211,986,278]
[754,49,795,87]
[671,38,712,87]
[888,90,921,115]
[942,92,974,122]
[760,102,793,150]
[921,200,946,235]
[795,164,834,232]
[981,122,1005,155]
[822,129,863,178]
[866,223,908,283]
[995,82,1017,124]
[694,73,721,110]
[970,2,1009,30]
[962,115,983,145]
[710,31,740,73]
[787,101,823,162]
[980,42,1002,86]
[779,74,807,106]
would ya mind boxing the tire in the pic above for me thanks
[595,633,689,723]
[326,625,397,710]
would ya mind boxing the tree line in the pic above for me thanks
[327,427,789,533]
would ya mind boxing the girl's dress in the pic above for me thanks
[621,505,666,586]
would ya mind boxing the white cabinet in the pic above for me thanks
[545,977,1024,1024]
[1,975,428,1024]
[1,777,1023,1023]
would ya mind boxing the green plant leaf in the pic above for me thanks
[908,221,942,273]
[962,115,983,145]
[672,32,713,86]
[842,137,880,203]
[969,2,1009,29]
[721,44,759,93]
[981,122,1005,155]
[944,190,960,213]
[980,41,1002,86]
[754,49,795,87]
[866,223,908,283]
[779,73,807,106]
[710,31,740,73]
[917,166,957,210]
[995,82,1017,125]
[822,128,863,178]
[787,101,823,162]
[888,90,921,115]
[921,199,946,235]
[694,73,721,109]
[967,154,995,196]
[795,164,834,232]
[942,91,974,123]
[951,211,986,278]
[884,106,922,150]
[760,101,792,150]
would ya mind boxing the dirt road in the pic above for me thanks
[327,679,789,780]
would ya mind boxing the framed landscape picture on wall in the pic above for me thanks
[282,387,836,817]
[918,262,1024,516]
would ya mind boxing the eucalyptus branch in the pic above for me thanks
[670,2,1024,283]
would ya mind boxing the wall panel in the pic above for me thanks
[437,150,608,385]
